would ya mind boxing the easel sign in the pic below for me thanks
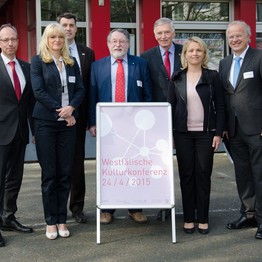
[96,102,176,243]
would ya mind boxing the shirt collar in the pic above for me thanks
[1,53,18,65]
[111,54,128,65]
[233,45,249,60]
[69,40,77,51]
[159,43,175,56]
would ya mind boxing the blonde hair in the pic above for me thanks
[38,23,74,65]
[181,36,209,69]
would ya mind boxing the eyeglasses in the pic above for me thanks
[0,38,18,43]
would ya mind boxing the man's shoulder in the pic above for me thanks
[128,54,147,65]
[92,56,110,66]
[141,46,159,57]
[76,42,94,54]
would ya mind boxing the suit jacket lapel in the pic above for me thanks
[0,56,18,99]
[155,47,169,78]
[76,44,85,72]
[127,55,135,98]
[236,48,253,87]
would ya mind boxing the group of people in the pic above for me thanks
[0,14,261,248]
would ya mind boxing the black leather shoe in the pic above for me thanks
[0,232,5,247]
[183,227,195,234]
[226,215,257,229]
[72,211,87,223]
[255,224,262,239]
[0,219,33,233]
[198,228,209,234]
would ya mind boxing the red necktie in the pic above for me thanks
[164,51,171,79]
[9,61,21,100]
[115,59,125,102]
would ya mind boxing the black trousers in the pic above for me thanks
[0,129,26,222]
[34,119,76,225]
[69,116,86,214]
[174,131,214,224]
[230,121,262,223]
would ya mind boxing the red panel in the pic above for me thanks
[140,0,161,53]
[90,0,111,60]
[234,0,256,48]
[6,0,29,61]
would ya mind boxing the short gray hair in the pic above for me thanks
[153,17,175,33]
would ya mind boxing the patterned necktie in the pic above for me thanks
[164,51,171,79]
[233,56,242,88]
[115,59,125,102]
[9,61,21,100]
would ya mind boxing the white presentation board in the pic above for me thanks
[96,102,176,243]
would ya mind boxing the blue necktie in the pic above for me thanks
[233,57,242,88]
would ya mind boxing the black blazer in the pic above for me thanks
[141,43,182,101]
[219,47,262,136]
[76,43,95,126]
[30,55,84,121]
[167,68,225,136]
[0,56,34,145]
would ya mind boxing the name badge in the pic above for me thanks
[137,80,142,87]
[243,71,254,79]
[69,76,76,83]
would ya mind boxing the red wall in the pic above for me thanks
[0,0,259,61]
[90,0,111,60]
[0,0,29,61]
[140,0,161,53]
[234,0,256,47]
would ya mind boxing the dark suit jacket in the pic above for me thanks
[88,54,153,127]
[141,43,182,102]
[0,56,33,145]
[219,47,262,136]
[31,55,84,121]
[76,43,95,127]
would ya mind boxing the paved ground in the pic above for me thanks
[0,153,261,262]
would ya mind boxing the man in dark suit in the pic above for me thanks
[88,28,153,224]
[219,20,262,240]
[57,13,95,223]
[141,17,182,102]
[141,17,182,220]
[0,24,34,247]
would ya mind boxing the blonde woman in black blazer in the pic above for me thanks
[167,37,224,235]
[31,23,84,240]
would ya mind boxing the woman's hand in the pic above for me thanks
[56,105,75,119]
[212,136,221,151]
[64,115,76,127]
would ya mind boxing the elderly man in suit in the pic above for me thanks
[219,20,262,240]
[57,12,95,223]
[88,28,153,224]
[141,17,182,102]
[0,24,34,247]
[141,17,182,220]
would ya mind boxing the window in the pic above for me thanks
[175,32,226,70]
[110,0,138,55]
[111,0,136,22]
[40,0,87,44]
[162,1,229,21]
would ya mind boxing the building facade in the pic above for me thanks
[0,0,259,67]
[0,0,258,159]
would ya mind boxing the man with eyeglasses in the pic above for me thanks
[0,24,34,247]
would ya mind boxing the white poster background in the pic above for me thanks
[96,103,176,244]
[97,103,175,209]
